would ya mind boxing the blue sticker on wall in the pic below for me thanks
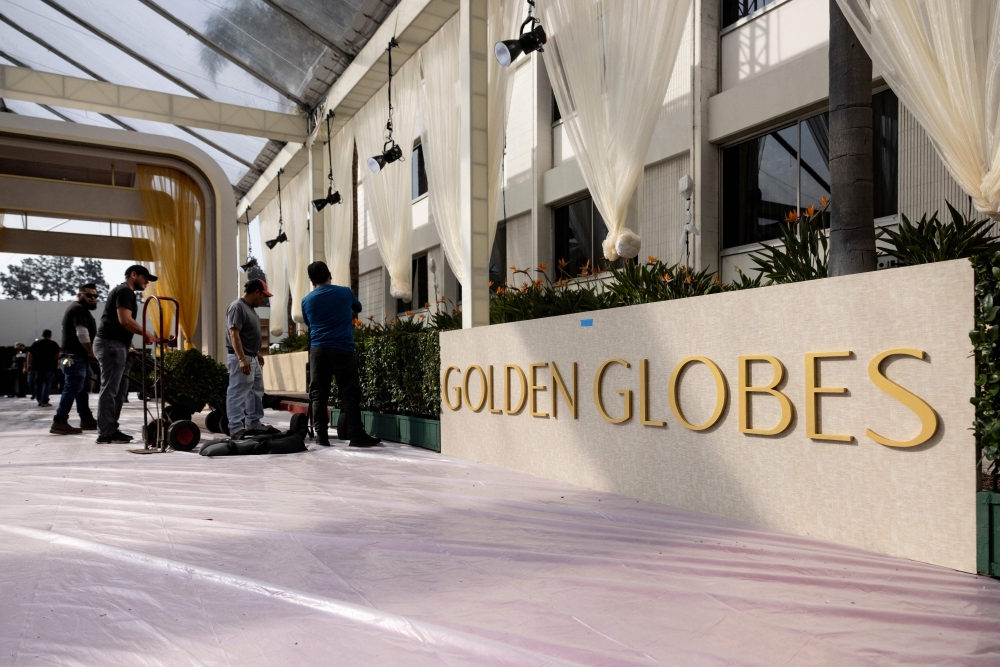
[580,319,594,327]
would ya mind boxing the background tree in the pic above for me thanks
[75,258,110,298]
[828,0,876,276]
[0,256,108,300]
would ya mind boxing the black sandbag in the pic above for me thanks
[200,430,306,457]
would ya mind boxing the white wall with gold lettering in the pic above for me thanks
[440,260,976,572]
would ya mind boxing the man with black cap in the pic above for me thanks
[225,278,272,440]
[301,261,380,447]
[95,265,155,443]
[50,282,99,435]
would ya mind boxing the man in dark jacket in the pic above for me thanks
[95,265,155,443]
[26,330,61,407]
[51,283,100,435]
[301,261,380,448]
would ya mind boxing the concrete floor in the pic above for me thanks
[0,396,998,666]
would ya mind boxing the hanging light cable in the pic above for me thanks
[368,38,405,174]
[265,168,288,249]
[495,0,546,68]
[240,209,259,272]
[313,110,343,211]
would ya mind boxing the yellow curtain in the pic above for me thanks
[132,166,206,348]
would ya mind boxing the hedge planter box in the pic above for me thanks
[329,408,440,452]
[978,491,1000,576]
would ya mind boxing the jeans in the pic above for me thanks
[95,338,130,437]
[226,354,264,434]
[309,347,365,439]
[34,371,54,404]
[27,371,35,399]
[54,356,94,425]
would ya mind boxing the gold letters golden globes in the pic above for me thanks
[443,350,938,448]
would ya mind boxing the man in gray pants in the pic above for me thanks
[95,265,155,444]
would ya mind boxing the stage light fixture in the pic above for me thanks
[369,38,406,175]
[265,232,287,249]
[368,142,404,174]
[313,110,343,211]
[265,168,287,249]
[495,0,546,68]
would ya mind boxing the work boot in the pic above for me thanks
[229,429,247,441]
[79,418,98,431]
[350,432,381,448]
[50,422,82,435]
[316,431,331,447]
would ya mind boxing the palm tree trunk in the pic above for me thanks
[828,0,876,276]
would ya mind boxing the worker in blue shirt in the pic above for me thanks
[301,261,380,448]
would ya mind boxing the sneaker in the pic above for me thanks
[316,433,331,447]
[97,431,133,444]
[349,432,382,448]
[38,402,52,408]
[50,423,82,435]
[79,418,97,431]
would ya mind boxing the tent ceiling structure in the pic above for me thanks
[0,0,400,200]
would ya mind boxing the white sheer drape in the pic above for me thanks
[539,0,691,259]
[259,197,287,337]
[324,119,355,287]
[355,55,419,300]
[421,16,463,283]
[285,170,312,324]
[488,0,524,246]
[835,0,1000,217]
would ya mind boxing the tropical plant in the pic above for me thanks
[490,266,612,324]
[605,258,726,306]
[877,202,1000,266]
[971,252,1000,486]
[749,202,830,284]
[271,330,309,354]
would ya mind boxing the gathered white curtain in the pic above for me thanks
[835,0,1000,217]
[325,118,355,287]
[488,0,525,247]
[539,0,691,259]
[284,170,312,324]
[355,55,420,300]
[421,15,464,284]
[259,196,287,337]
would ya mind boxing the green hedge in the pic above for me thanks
[972,252,1000,468]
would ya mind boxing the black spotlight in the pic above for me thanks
[312,189,342,212]
[368,141,404,174]
[240,257,258,272]
[265,231,287,250]
[370,38,406,175]
[495,1,546,68]
[313,110,343,211]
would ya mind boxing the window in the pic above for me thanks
[553,196,618,277]
[721,89,899,249]
[412,142,428,199]
[490,223,507,290]
[551,91,561,124]
[722,0,781,28]
[397,254,429,314]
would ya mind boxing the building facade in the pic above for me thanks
[354,0,968,323]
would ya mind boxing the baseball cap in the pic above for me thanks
[125,264,158,281]
[244,278,274,297]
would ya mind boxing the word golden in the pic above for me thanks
[442,349,937,448]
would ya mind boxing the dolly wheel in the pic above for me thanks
[143,418,168,447]
[290,412,309,437]
[168,406,193,423]
[168,420,201,452]
[205,410,223,433]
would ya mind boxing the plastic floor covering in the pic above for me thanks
[0,396,998,666]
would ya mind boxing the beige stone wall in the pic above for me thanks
[441,260,976,572]
[262,350,307,393]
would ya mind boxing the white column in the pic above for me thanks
[692,0,720,272]
[309,141,327,263]
[531,51,553,281]
[238,214,248,286]
[459,0,491,328]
